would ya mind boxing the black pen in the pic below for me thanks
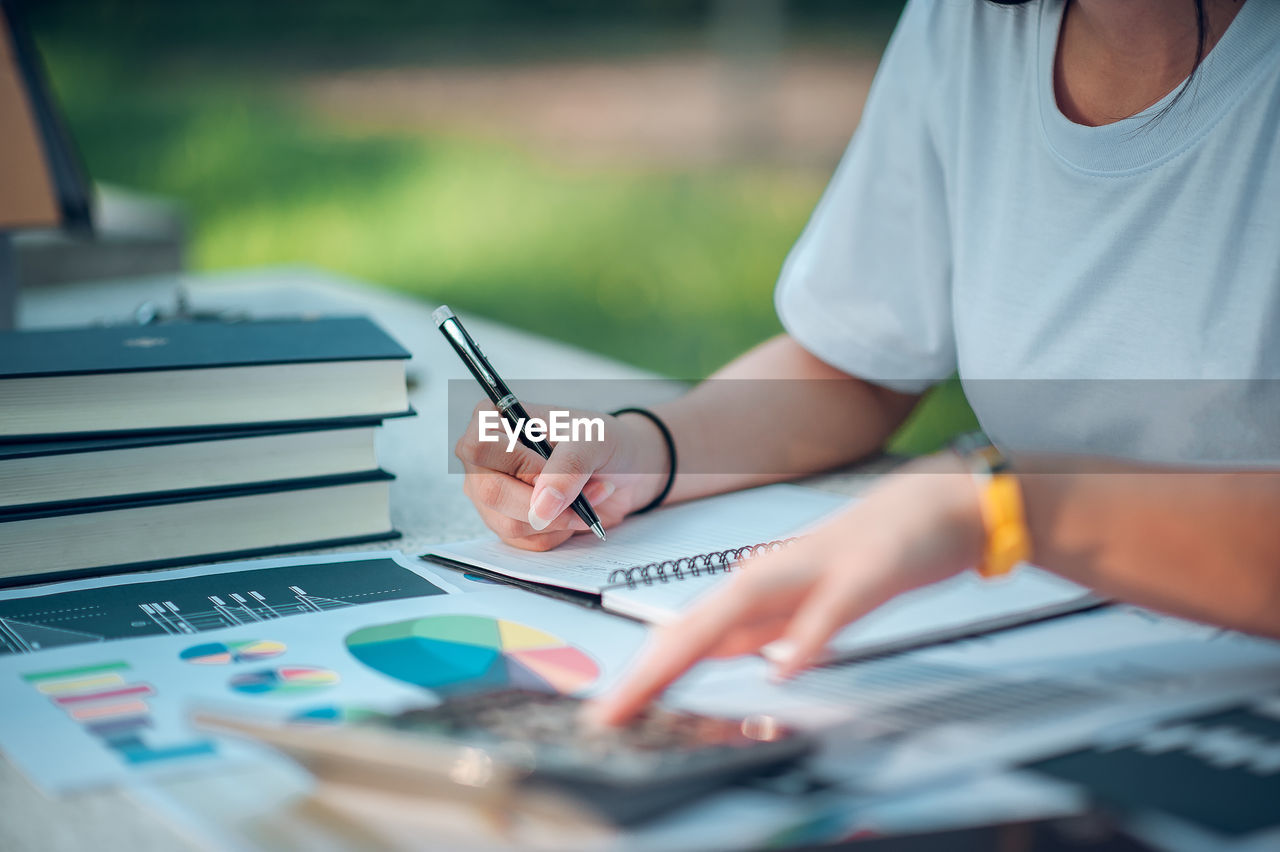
[433,305,606,541]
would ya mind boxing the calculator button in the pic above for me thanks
[381,689,803,785]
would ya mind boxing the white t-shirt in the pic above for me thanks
[775,0,1280,464]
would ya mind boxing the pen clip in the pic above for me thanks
[436,312,510,400]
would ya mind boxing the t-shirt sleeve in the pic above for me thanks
[775,0,955,393]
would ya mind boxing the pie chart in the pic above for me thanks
[180,639,286,665]
[228,665,339,696]
[345,614,600,696]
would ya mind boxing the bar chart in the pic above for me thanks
[0,557,446,655]
[22,660,217,767]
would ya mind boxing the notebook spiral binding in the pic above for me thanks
[605,537,797,590]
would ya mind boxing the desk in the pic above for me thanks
[9,269,1271,852]
[3,267,890,852]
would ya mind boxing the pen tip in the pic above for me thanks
[591,523,606,542]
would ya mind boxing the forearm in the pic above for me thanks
[1020,461,1280,638]
[643,335,918,503]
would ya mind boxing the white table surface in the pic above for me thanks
[5,268,644,850]
[4,267,888,852]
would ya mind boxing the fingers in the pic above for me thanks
[708,613,793,658]
[587,579,765,726]
[768,512,919,679]
[454,414,546,483]
[589,467,983,726]
[769,568,900,680]
[463,464,582,530]
[498,529,577,552]
[588,540,833,725]
[471,499,576,550]
[465,465,614,537]
[463,463,616,545]
[589,524,885,724]
[528,441,611,531]
[769,488,974,679]
[457,402,618,533]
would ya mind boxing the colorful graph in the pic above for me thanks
[345,615,600,695]
[179,639,286,665]
[291,705,386,725]
[228,665,340,696]
[22,660,216,765]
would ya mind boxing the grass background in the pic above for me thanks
[31,4,976,453]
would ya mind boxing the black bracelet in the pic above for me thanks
[612,407,677,514]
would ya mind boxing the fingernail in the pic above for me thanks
[585,480,616,503]
[768,642,799,683]
[528,487,566,531]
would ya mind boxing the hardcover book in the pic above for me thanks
[0,317,412,439]
[0,420,398,510]
[0,471,398,585]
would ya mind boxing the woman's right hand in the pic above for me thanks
[455,403,671,551]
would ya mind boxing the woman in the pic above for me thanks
[455,0,1280,724]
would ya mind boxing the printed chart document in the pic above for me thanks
[665,606,1280,793]
[426,484,1099,661]
[0,550,461,657]
[0,582,648,793]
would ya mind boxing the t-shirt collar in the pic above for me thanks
[1036,0,1280,175]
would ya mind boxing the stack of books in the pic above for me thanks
[0,317,413,585]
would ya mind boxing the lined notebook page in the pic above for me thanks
[426,484,846,594]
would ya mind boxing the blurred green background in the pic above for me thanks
[27,0,975,452]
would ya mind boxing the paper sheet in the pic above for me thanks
[0,550,465,656]
[0,588,648,793]
[605,563,1094,660]
[666,606,1280,793]
[427,484,847,593]
[772,567,1096,662]
[432,484,1094,662]
[1032,695,1280,841]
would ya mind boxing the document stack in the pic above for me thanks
[0,317,413,585]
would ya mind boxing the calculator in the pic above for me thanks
[195,689,812,825]
[377,689,813,824]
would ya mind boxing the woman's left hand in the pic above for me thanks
[587,452,988,726]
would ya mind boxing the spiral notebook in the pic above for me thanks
[425,484,1099,662]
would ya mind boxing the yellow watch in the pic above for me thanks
[952,434,1031,578]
